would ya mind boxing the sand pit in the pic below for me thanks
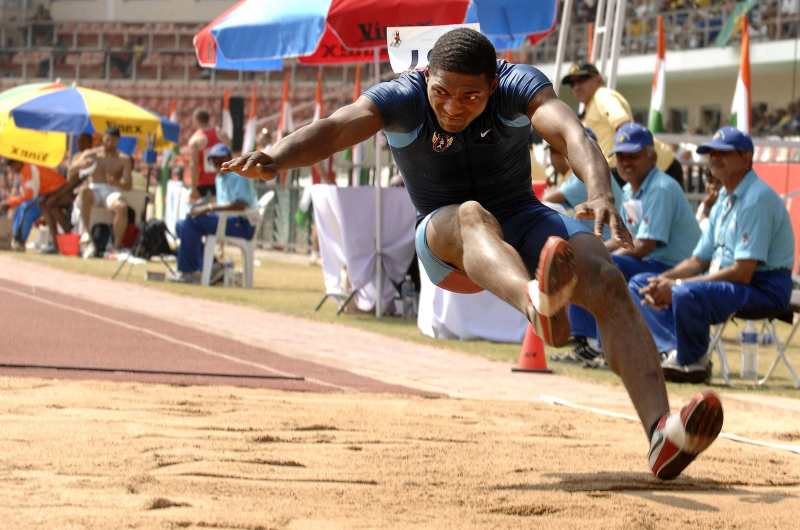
[2,377,798,529]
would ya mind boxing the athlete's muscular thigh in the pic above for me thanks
[425,205,466,271]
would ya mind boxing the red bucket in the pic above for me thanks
[56,233,80,256]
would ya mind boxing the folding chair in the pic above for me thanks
[708,288,800,388]
[315,288,358,316]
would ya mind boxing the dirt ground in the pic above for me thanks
[2,377,799,530]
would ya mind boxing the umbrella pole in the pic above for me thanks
[373,47,383,318]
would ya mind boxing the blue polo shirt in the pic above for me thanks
[215,171,256,209]
[621,167,700,266]
[694,170,794,271]
[559,171,624,209]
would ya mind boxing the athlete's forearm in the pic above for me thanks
[568,133,613,202]
[265,99,382,172]
[266,118,365,172]
[528,92,613,203]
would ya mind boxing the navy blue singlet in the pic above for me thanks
[363,60,551,223]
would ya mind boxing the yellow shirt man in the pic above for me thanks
[584,86,675,172]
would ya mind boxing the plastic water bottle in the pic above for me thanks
[400,275,417,319]
[739,321,759,380]
[223,260,235,287]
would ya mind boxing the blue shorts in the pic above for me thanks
[415,202,590,293]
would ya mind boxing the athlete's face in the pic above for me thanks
[426,68,497,133]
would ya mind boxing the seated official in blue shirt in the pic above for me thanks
[630,127,795,383]
[568,123,700,364]
[173,143,257,283]
[543,128,624,215]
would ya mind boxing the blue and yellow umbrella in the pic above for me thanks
[0,82,67,167]
[0,82,179,167]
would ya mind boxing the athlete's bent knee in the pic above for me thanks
[457,201,497,230]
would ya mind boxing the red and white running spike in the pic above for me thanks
[527,236,576,347]
[649,390,724,480]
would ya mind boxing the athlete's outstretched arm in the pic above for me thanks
[222,96,384,180]
[527,87,632,247]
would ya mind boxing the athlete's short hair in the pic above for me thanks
[429,28,497,80]
[193,109,210,125]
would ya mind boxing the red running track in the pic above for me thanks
[0,278,432,396]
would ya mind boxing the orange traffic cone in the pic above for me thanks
[511,324,552,373]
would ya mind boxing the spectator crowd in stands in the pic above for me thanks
[753,99,800,137]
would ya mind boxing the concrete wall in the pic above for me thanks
[50,0,237,23]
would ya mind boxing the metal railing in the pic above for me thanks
[525,4,799,65]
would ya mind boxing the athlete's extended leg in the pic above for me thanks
[424,201,575,344]
[568,233,668,428]
[567,232,723,480]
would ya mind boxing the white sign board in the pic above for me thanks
[387,23,481,74]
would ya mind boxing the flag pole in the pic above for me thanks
[374,47,384,317]
[648,15,666,133]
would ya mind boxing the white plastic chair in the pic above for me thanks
[200,191,274,288]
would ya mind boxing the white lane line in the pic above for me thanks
[539,395,800,456]
[1,285,352,391]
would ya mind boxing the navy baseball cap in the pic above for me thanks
[611,122,654,154]
[696,126,754,154]
[207,143,232,159]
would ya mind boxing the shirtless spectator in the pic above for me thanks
[187,109,230,200]
[75,128,133,253]
[39,133,94,253]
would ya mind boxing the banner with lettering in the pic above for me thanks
[387,23,480,73]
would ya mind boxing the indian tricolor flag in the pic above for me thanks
[242,84,258,153]
[730,15,751,134]
[277,72,294,141]
[648,16,666,133]
[221,89,234,139]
